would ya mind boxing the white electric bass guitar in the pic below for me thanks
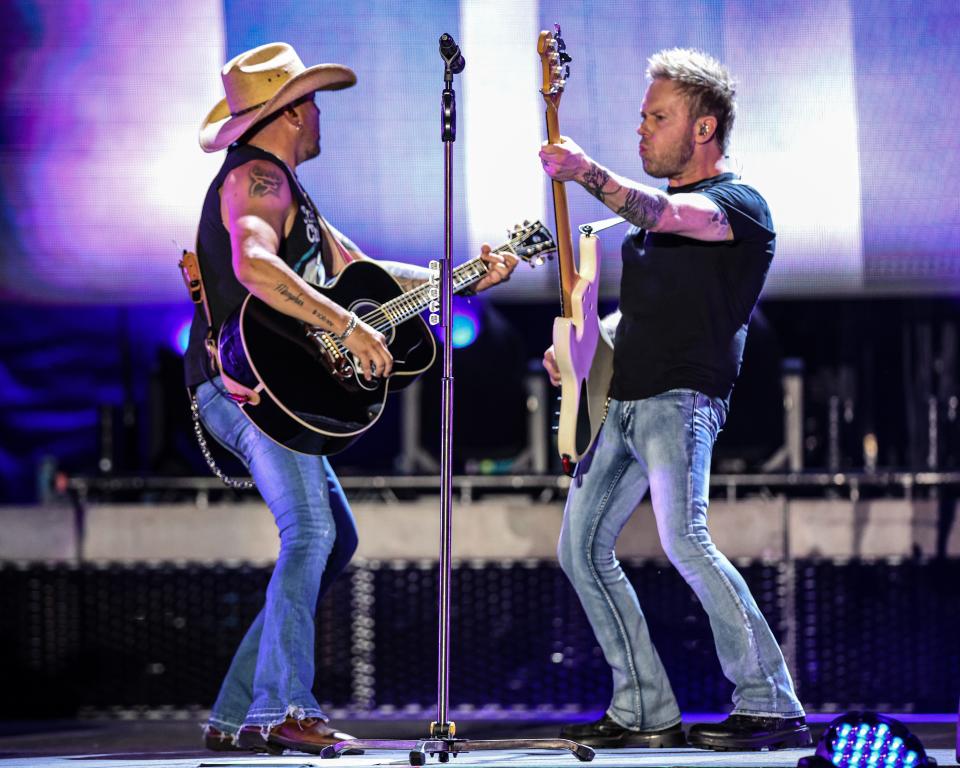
[538,25,614,473]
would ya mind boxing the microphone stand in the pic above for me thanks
[320,35,594,766]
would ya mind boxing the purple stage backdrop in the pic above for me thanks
[0,0,958,304]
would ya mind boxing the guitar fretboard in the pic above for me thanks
[355,256,490,339]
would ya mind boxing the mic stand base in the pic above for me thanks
[320,736,595,764]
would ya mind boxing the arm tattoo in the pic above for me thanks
[310,308,334,328]
[274,282,334,328]
[710,208,730,236]
[581,165,613,200]
[617,189,668,229]
[580,161,667,229]
[274,283,305,306]
[249,164,283,198]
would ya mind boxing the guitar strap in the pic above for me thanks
[177,249,216,366]
[178,250,256,489]
[177,250,259,405]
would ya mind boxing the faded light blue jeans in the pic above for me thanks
[558,390,803,730]
[195,377,358,733]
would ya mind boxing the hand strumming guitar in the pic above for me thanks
[541,345,561,387]
[340,317,393,381]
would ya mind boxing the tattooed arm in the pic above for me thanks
[539,137,732,242]
[219,159,393,379]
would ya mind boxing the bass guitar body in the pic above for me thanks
[552,233,614,462]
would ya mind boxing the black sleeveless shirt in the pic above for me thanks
[183,144,330,387]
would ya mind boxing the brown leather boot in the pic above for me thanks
[237,716,356,755]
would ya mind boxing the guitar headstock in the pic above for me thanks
[501,220,557,267]
[537,24,572,111]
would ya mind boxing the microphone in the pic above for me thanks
[439,33,465,74]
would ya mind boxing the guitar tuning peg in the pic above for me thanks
[523,219,530,226]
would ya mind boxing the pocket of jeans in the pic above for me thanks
[194,378,224,413]
[692,393,721,440]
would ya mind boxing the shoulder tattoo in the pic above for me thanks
[248,164,283,198]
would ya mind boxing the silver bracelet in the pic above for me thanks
[336,311,359,341]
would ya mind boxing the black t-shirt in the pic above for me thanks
[183,144,330,387]
[611,172,775,402]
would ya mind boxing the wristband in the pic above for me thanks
[336,312,359,342]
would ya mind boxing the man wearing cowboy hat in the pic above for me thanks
[185,42,517,754]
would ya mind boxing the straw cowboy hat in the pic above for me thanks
[200,42,356,152]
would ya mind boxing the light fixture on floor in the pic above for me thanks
[798,711,936,768]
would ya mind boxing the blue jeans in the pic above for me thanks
[195,377,358,733]
[557,391,803,729]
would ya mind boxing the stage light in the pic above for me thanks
[451,311,479,348]
[798,712,937,768]
[431,296,483,349]
[173,319,192,355]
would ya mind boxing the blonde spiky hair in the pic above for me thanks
[647,48,737,152]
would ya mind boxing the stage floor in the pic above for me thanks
[0,716,956,768]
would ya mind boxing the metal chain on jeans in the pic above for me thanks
[190,395,256,489]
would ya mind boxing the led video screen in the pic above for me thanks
[1,0,957,304]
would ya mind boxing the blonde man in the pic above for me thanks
[540,48,809,751]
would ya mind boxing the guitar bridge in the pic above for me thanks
[305,326,356,384]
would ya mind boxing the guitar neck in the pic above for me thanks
[544,96,576,318]
[374,257,488,326]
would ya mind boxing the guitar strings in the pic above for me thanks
[331,258,488,353]
[328,249,510,357]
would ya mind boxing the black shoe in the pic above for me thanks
[204,725,273,753]
[560,714,686,748]
[688,714,812,751]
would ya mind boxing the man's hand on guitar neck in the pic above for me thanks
[538,136,590,183]
[472,243,519,293]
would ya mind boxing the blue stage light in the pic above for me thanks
[174,319,191,355]
[451,311,479,348]
[798,712,937,768]
[431,296,483,349]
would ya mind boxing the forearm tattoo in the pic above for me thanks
[581,165,612,199]
[580,161,667,230]
[310,308,334,328]
[274,282,334,328]
[249,164,283,198]
[616,189,668,230]
[274,283,305,306]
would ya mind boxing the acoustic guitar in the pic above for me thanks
[217,221,556,455]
